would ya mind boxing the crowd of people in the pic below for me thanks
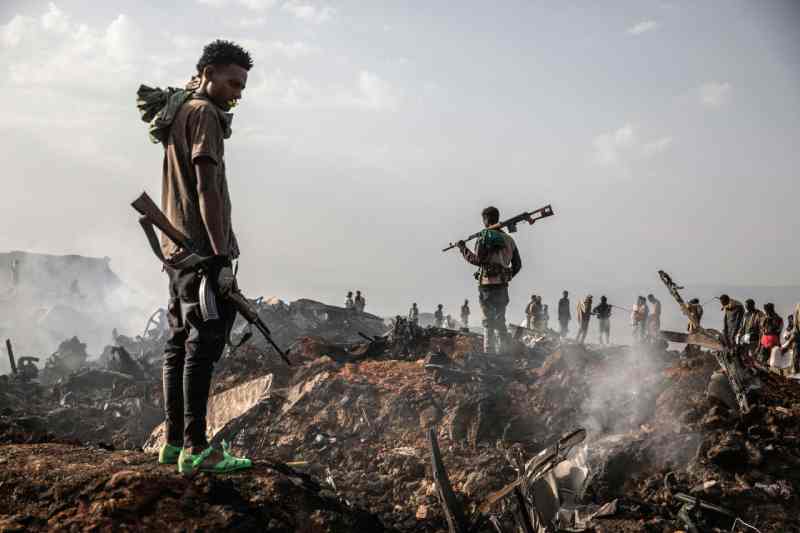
[393,290,800,375]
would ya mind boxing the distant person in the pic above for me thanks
[631,296,649,342]
[542,304,550,331]
[354,290,366,313]
[760,303,783,363]
[646,294,661,340]
[434,304,445,328]
[344,291,355,310]
[532,296,546,331]
[408,303,419,325]
[779,303,799,373]
[685,298,704,356]
[460,300,471,329]
[686,298,704,333]
[738,299,764,359]
[446,314,457,329]
[718,294,744,347]
[10,259,19,287]
[593,296,612,345]
[558,291,571,337]
[575,295,593,345]
[525,294,538,330]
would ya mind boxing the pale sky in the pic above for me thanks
[1,0,799,322]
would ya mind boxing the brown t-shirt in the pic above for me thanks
[161,95,238,260]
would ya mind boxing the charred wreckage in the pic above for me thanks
[0,270,799,532]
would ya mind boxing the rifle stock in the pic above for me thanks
[131,191,290,365]
[131,192,194,252]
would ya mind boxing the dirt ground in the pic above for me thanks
[2,314,800,532]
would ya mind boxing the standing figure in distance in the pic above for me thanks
[575,295,593,345]
[345,291,355,310]
[354,290,366,313]
[558,291,571,338]
[434,304,445,328]
[456,206,522,354]
[718,294,744,348]
[760,303,783,364]
[647,294,662,340]
[408,303,419,326]
[593,295,612,345]
[525,294,538,330]
[738,299,763,361]
[460,300,471,330]
[631,296,649,343]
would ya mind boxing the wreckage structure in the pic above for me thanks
[1,275,799,532]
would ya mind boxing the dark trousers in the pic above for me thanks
[479,285,509,353]
[162,266,235,450]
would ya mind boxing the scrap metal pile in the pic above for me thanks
[1,289,799,532]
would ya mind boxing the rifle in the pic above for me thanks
[442,204,554,252]
[131,192,291,365]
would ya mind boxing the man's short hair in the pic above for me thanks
[197,39,254,74]
[745,298,755,307]
[481,206,500,225]
[719,294,730,304]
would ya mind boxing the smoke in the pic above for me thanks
[0,251,157,372]
[578,345,665,438]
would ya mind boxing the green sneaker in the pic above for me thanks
[158,443,183,465]
[177,441,253,475]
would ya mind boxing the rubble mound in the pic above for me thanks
[0,443,384,532]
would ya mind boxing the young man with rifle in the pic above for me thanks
[456,207,523,354]
[135,40,255,475]
[445,204,553,354]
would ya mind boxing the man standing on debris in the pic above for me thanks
[759,303,783,363]
[647,294,662,340]
[558,290,571,337]
[345,291,355,310]
[434,304,445,328]
[738,299,764,360]
[686,298,704,332]
[525,294,539,330]
[457,206,522,354]
[460,300,470,329]
[542,304,550,331]
[354,290,366,313]
[780,303,800,373]
[719,295,744,348]
[593,296,612,345]
[575,295,593,345]
[148,40,253,475]
[631,296,649,342]
[408,303,419,325]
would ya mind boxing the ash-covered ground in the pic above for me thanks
[1,297,799,532]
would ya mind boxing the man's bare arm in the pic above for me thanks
[195,157,227,256]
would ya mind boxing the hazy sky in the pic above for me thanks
[1,0,799,321]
